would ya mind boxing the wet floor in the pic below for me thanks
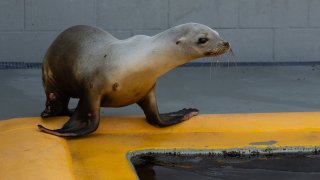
[132,153,320,180]
[1,65,320,120]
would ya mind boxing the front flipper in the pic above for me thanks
[38,94,101,137]
[137,86,199,127]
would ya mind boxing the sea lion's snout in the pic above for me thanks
[205,41,231,56]
[222,41,230,48]
[217,41,230,50]
[217,41,231,52]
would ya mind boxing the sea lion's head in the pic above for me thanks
[173,23,230,59]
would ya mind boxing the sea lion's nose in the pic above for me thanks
[222,41,230,48]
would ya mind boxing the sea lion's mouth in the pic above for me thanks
[205,47,230,56]
[205,41,230,57]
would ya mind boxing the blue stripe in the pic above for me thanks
[181,61,320,67]
[1,61,320,69]
[0,62,42,69]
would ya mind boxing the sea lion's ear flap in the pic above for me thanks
[175,37,186,45]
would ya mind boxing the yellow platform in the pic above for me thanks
[1,112,320,180]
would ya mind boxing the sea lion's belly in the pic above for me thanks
[100,75,156,107]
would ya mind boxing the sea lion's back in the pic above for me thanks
[42,25,117,94]
[44,25,116,63]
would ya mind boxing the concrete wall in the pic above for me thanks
[0,0,320,62]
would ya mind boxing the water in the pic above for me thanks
[131,153,320,180]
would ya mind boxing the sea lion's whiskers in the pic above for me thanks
[214,57,220,80]
[215,57,221,71]
[210,57,213,80]
[208,56,218,80]
[229,48,238,70]
[226,53,230,71]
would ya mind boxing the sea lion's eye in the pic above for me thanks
[198,38,208,44]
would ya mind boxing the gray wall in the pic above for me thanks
[0,0,320,63]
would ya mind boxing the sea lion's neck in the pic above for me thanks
[148,29,194,78]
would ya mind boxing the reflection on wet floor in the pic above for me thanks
[132,153,320,180]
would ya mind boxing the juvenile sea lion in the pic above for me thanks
[38,23,230,137]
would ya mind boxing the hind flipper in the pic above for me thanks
[41,92,71,118]
[38,94,101,137]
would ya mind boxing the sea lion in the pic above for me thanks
[38,23,230,137]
